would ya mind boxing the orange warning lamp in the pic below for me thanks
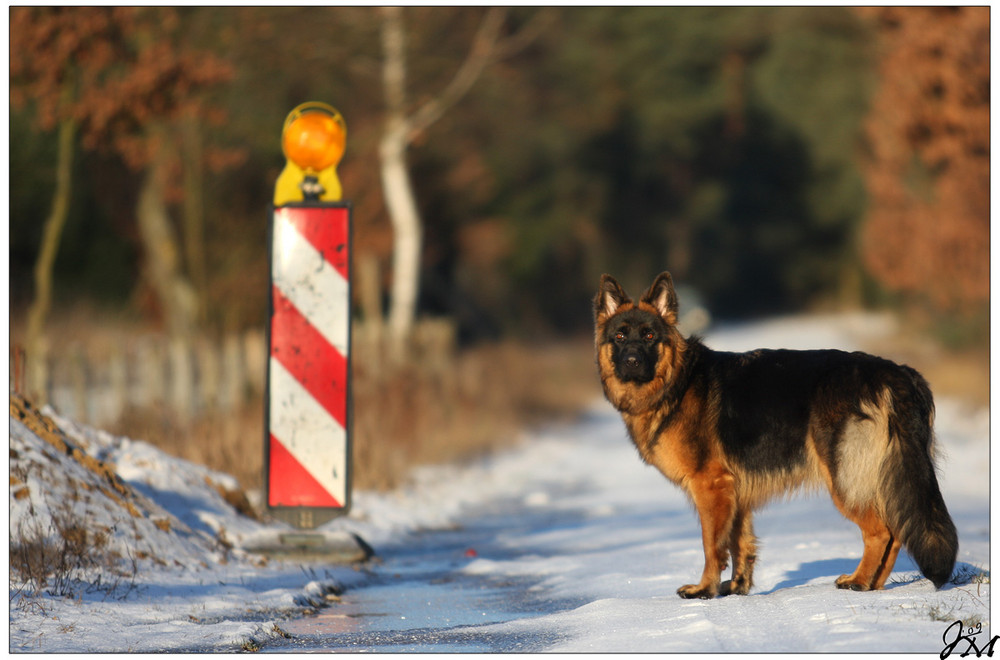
[283,108,345,172]
[274,102,346,204]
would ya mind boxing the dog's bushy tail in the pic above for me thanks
[879,370,958,589]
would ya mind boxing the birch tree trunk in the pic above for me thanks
[136,135,199,422]
[180,113,208,325]
[24,83,76,405]
[136,132,199,341]
[379,6,421,360]
[380,126,423,361]
[378,6,517,361]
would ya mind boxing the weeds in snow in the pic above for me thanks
[240,639,261,653]
[9,500,139,605]
[950,564,990,587]
[927,602,985,630]
[889,565,989,590]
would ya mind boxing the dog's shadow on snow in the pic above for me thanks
[759,554,966,594]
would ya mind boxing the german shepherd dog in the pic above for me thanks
[594,272,958,599]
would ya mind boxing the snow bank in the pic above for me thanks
[9,394,363,653]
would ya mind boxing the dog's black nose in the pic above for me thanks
[625,355,640,369]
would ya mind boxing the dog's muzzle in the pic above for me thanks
[617,347,651,382]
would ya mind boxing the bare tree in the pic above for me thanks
[22,82,76,405]
[11,8,111,403]
[378,7,551,359]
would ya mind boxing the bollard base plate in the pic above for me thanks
[241,530,373,564]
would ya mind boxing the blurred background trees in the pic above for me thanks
[11,7,235,402]
[858,7,989,341]
[10,6,988,492]
[10,6,989,346]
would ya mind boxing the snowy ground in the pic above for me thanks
[8,313,992,653]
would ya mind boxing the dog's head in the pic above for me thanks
[593,272,687,413]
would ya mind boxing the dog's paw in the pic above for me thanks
[719,578,750,596]
[676,583,717,599]
[835,575,870,591]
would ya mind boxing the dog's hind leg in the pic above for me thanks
[820,402,903,591]
[721,507,756,596]
[869,529,902,590]
[678,464,737,599]
[835,505,901,591]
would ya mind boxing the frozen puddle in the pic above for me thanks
[267,492,590,652]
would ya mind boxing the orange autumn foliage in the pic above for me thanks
[858,7,989,312]
[11,7,234,171]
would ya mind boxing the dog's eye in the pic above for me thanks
[644,331,655,341]
[614,331,626,342]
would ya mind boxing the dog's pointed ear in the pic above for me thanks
[641,271,679,325]
[595,274,631,320]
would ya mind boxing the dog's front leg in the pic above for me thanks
[720,507,756,596]
[678,465,737,599]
